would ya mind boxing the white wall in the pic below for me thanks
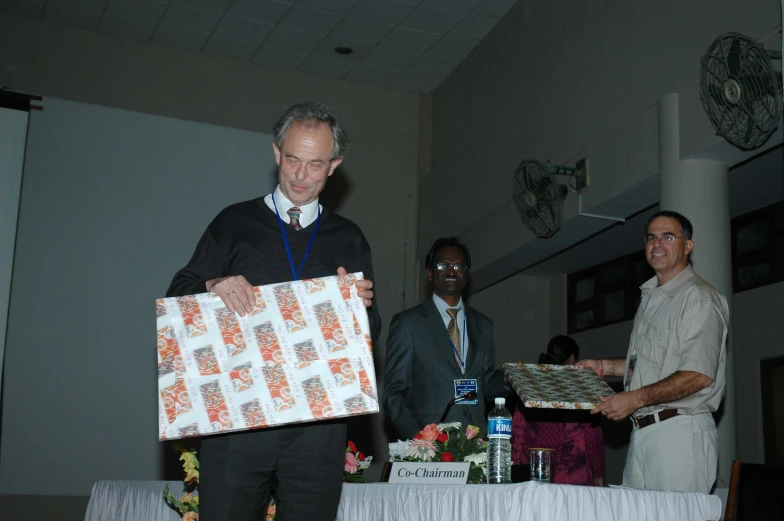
[0,15,421,495]
[468,274,550,365]
[733,281,784,464]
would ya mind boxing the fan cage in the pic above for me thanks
[512,160,565,238]
[700,32,782,151]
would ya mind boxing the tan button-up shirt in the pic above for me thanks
[624,265,729,417]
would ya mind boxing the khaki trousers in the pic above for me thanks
[623,413,718,493]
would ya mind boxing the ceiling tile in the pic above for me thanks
[170,0,233,12]
[475,0,517,18]
[265,25,324,54]
[105,0,167,23]
[313,37,372,63]
[400,5,464,34]
[278,6,342,35]
[1,0,46,18]
[44,4,101,31]
[99,14,156,41]
[203,36,259,60]
[159,3,222,33]
[422,0,483,13]
[362,46,419,71]
[350,0,415,25]
[151,25,210,51]
[298,55,357,79]
[345,65,399,87]
[428,35,478,60]
[331,17,394,46]
[380,27,441,54]
[295,0,358,16]
[252,45,309,70]
[450,13,498,40]
[227,0,291,24]
[391,72,444,93]
[406,54,460,78]
[214,15,274,44]
[49,0,107,12]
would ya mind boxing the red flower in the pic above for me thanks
[440,452,455,462]
[437,432,448,443]
[414,432,424,440]
[358,452,366,461]
[347,440,357,453]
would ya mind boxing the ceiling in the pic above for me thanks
[0,0,518,93]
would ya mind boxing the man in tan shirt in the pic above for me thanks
[578,210,728,493]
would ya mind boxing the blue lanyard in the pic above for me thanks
[271,195,321,281]
[450,315,468,372]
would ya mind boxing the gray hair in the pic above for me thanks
[272,101,350,161]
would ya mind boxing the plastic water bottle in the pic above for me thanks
[486,397,512,484]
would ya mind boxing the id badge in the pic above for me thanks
[454,379,478,405]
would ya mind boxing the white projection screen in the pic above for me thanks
[0,98,277,496]
[0,105,29,410]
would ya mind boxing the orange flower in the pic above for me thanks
[415,424,439,442]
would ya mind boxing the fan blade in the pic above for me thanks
[707,84,726,106]
[726,37,742,77]
[742,104,755,145]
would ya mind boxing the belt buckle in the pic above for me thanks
[631,416,641,429]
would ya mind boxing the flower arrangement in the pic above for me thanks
[163,444,200,521]
[164,440,371,521]
[388,422,488,484]
[343,439,373,482]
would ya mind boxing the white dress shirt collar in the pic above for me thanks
[264,185,321,228]
[432,293,464,316]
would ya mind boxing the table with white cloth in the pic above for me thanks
[335,482,723,521]
[84,480,723,521]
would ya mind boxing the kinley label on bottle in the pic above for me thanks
[488,418,512,439]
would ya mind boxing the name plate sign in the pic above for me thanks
[387,462,470,484]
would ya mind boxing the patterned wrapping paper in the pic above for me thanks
[501,363,615,410]
[157,273,377,440]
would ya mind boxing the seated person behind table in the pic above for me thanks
[511,335,604,486]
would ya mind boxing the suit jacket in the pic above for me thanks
[383,298,507,441]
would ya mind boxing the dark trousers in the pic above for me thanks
[199,421,347,521]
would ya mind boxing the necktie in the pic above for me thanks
[447,308,464,373]
[287,207,302,231]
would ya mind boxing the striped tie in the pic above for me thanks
[287,207,302,230]
[447,308,464,373]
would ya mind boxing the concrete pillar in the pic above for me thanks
[658,93,738,488]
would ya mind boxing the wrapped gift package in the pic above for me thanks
[157,273,378,440]
[501,363,615,410]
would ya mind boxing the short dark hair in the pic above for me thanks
[645,210,693,240]
[425,237,471,271]
[540,335,579,365]
[272,101,350,161]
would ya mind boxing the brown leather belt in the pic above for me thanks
[631,409,679,429]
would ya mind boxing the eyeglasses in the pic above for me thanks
[435,262,469,272]
[643,233,687,245]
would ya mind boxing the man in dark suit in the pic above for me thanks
[383,237,507,441]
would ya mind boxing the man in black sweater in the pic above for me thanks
[166,101,380,521]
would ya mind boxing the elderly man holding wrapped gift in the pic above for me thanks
[166,102,381,521]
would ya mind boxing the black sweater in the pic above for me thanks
[166,198,381,341]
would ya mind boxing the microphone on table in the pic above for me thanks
[439,391,478,424]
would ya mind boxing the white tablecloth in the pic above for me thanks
[336,482,723,521]
[85,480,723,521]
[84,480,186,521]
